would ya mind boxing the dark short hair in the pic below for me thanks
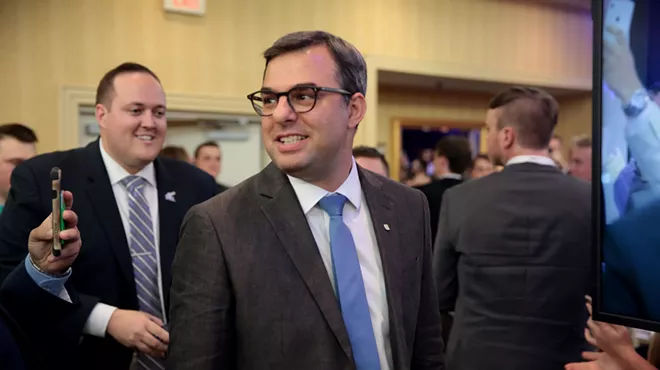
[0,123,38,144]
[160,146,190,162]
[435,136,472,174]
[352,146,389,174]
[489,86,559,149]
[263,31,367,99]
[96,62,161,108]
[472,153,490,165]
[194,140,220,159]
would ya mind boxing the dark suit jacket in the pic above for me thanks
[167,163,445,370]
[433,163,591,370]
[415,178,463,244]
[0,140,218,370]
[601,198,660,322]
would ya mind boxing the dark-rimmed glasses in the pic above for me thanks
[246,85,353,117]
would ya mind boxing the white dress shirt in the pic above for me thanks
[506,155,556,167]
[83,140,164,337]
[287,159,393,370]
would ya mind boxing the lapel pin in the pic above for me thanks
[165,191,176,203]
[383,224,390,231]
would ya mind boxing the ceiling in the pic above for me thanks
[378,70,589,98]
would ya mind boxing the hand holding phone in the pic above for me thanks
[51,167,65,256]
[604,0,635,46]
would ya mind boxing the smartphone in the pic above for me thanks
[50,167,65,256]
[604,0,635,46]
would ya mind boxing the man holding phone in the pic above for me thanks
[0,191,83,369]
[0,62,218,370]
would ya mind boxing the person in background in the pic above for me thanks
[568,135,592,182]
[167,30,445,370]
[193,140,230,193]
[352,145,389,178]
[160,145,191,163]
[434,86,592,370]
[469,153,494,179]
[0,62,218,370]
[405,158,431,187]
[0,123,37,214]
[550,133,568,171]
[415,135,472,243]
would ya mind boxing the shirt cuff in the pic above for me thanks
[24,255,71,298]
[83,303,118,338]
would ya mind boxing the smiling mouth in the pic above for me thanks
[135,135,155,142]
[278,135,308,144]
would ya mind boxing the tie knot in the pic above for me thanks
[318,193,347,217]
[120,175,147,193]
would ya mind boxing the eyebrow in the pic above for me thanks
[260,82,319,92]
[124,102,166,110]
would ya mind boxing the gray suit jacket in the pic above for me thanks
[167,163,445,370]
[433,163,592,370]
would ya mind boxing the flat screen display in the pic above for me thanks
[595,0,660,331]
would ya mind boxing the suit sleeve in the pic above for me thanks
[433,190,458,312]
[411,191,446,370]
[0,162,99,343]
[0,262,97,361]
[0,163,47,283]
[167,205,235,370]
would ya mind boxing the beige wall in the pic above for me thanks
[555,94,593,156]
[0,0,592,152]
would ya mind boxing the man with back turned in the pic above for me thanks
[167,30,445,370]
[433,86,592,370]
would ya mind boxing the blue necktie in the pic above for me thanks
[318,194,381,370]
[120,176,165,370]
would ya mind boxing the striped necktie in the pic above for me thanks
[120,176,165,370]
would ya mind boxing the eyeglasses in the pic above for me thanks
[246,85,353,117]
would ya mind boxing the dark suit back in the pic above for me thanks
[415,178,463,243]
[434,163,591,370]
[167,163,445,370]
[0,141,218,370]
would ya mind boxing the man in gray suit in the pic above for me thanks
[433,87,591,370]
[167,31,445,370]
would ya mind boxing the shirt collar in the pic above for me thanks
[506,155,556,167]
[287,158,362,215]
[436,173,463,180]
[99,139,156,187]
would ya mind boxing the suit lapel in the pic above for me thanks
[83,141,135,294]
[154,159,181,317]
[359,169,406,368]
[258,164,353,360]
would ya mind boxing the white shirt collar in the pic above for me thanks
[436,173,463,180]
[99,139,156,187]
[506,155,556,167]
[287,158,362,215]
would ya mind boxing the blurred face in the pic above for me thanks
[471,157,494,179]
[355,156,388,177]
[411,159,424,174]
[0,137,36,201]
[260,45,366,183]
[195,145,221,178]
[96,72,166,174]
[549,137,562,154]
[421,149,433,163]
[568,146,592,182]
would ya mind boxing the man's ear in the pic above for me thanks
[95,103,108,129]
[501,126,515,149]
[347,93,367,130]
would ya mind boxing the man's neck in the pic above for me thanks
[0,194,6,206]
[504,148,550,163]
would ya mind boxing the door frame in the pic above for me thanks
[390,117,485,181]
